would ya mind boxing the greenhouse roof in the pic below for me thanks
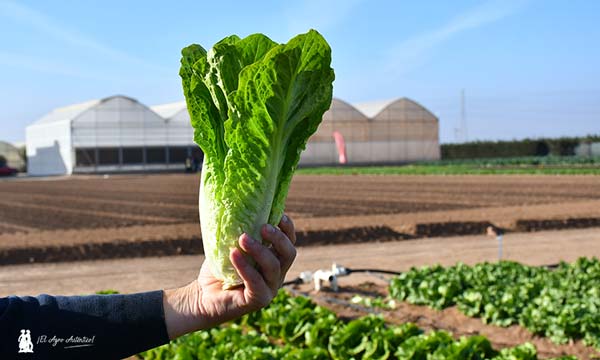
[151,101,187,119]
[353,98,399,118]
[29,95,140,126]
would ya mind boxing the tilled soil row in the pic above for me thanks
[2,174,600,232]
[2,215,600,266]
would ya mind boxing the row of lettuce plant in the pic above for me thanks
[142,290,577,359]
[389,257,600,348]
[421,156,600,167]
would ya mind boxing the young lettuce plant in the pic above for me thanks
[180,30,334,289]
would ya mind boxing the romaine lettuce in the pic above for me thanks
[180,30,334,288]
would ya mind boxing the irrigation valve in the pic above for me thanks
[313,269,336,292]
[313,263,350,292]
[286,263,400,291]
[285,263,354,291]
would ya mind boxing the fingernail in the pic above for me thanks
[266,224,276,233]
[242,234,256,245]
[281,214,289,223]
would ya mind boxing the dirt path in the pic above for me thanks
[2,227,598,297]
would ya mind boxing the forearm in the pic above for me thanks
[0,291,169,359]
[163,282,203,340]
[162,280,245,340]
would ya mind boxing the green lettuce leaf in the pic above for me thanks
[180,30,334,288]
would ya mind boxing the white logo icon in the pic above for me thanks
[18,329,34,353]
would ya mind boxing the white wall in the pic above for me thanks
[26,121,72,175]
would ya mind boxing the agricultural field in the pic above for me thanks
[3,230,599,359]
[298,156,600,175]
[427,156,600,167]
[0,174,600,264]
[389,258,600,349]
[2,173,600,358]
[138,281,592,359]
[133,258,600,359]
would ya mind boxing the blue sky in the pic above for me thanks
[1,0,599,144]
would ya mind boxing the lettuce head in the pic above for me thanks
[180,30,334,289]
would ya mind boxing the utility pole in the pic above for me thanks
[454,127,461,142]
[460,89,468,142]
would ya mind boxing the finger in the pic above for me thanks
[278,214,296,245]
[229,248,271,309]
[262,224,296,274]
[238,233,281,291]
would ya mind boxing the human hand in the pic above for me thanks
[163,214,297,339]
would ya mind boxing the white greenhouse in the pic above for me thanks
[303,97,440,165]
[149,97,441,166]
[26,95,440,176]
[26,95,200,176]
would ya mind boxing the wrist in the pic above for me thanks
[163,281,203,340]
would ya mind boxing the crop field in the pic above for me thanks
[1,174,600,231]
[389,259,600,348]
[139,263,600,360]
[4,230,599,359]
[141,290,545,360]
[2,174,600,358]
[297,156,600,175]
[1,174,600,264]
[135,258,600,359]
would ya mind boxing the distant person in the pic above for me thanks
[0,216,297,360]
[184,156,193,172]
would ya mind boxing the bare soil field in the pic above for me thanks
[0,174,599,264]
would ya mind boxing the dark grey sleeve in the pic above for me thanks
[0,291,170,359]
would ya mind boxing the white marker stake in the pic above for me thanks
[497,234,503,261]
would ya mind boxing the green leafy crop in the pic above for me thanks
[141,290,570,360]
[180,30,334,288]
[389,258,600,349]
